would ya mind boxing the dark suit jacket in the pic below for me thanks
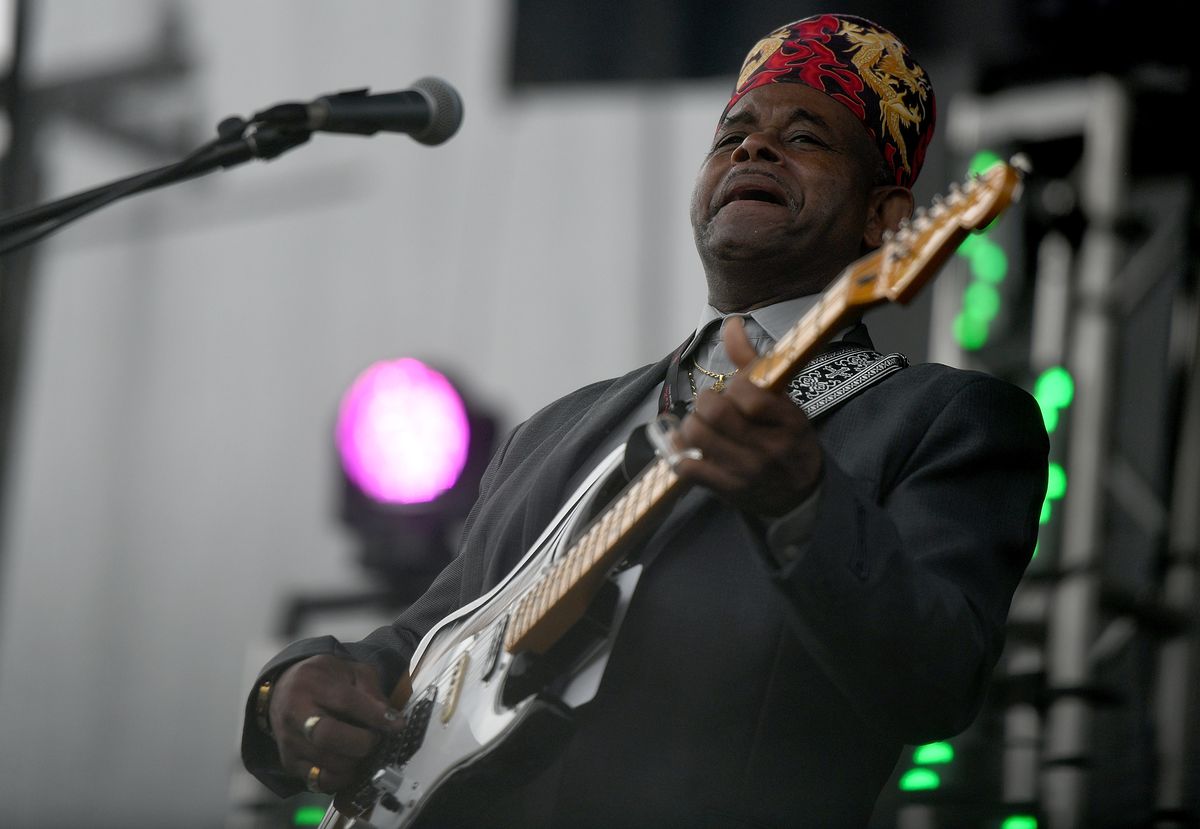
[243,343,1048,828]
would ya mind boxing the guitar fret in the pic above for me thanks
[572,533,594,584]
[568,540,585,583]
[637,475,653,516]
[539,570,556,614]
[613,492,631,539]
[532,578,550,621]
[560,548,580,593]
[631,481,648,521]
[523,587,537,632]
[613,490,636,552]
[547,561,564,605]
[602,501,622,549]
[556,555,574,595]
[513,593,530,641]
[525,587,540,632]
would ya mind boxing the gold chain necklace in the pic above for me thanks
[690,359,737,393]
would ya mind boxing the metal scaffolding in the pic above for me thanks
[936,76,1198,828]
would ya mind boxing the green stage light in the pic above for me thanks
[1040,463,1067,525]
[953,312,989,350]
[1034,367,1075,433]
[1035,367,1075,410]
[964,282,1001,322]
[913,741,955,764]
[1001,816,1038,829]
[1040,407,1060,434]
[969,240,1008,284]
[294,805,327,826]
[969,150,1003,176]
[957,233,982,256]
[899,768,942,791]
[1046,463,1067,500]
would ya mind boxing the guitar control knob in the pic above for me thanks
[372,767,406,810]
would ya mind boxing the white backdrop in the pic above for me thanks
[0,2,724,826]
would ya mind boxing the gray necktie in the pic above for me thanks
[689,315,773,395]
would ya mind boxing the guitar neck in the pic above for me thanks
[503,456,683,653]
[744,268,872,392]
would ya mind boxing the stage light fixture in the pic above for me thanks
[336,358,472,505]
[335,357,496,595]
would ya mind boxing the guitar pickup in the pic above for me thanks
[439,652,470,725]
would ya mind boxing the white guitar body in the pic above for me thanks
[322,447,644,829]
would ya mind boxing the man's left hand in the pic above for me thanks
[675,316,824,517]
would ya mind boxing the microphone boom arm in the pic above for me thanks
[0,77,462,257]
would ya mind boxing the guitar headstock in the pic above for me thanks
[843,156,1027,309]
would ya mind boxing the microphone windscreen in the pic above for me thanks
[410,77,464,146]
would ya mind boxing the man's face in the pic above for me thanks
[690,82,882,290]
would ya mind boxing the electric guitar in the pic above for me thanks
[317,158,1028,828]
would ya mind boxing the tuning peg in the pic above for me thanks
[882,229,895,243]
[1010,153,1032,175]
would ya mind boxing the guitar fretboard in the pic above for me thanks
[503,456,681,653]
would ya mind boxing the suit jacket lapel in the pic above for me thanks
[549,354,674,499]
[479,354,674,587]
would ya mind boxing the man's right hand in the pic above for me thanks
[268,655,410,793]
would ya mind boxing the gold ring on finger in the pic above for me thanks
[302,714,322,743]
[306,764,322,793]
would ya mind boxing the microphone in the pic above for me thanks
[254,77,464,146]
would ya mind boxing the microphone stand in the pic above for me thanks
[0,115,313,258]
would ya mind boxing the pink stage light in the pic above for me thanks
[336,359,471,505]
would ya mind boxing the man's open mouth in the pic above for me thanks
[720,178,788,208]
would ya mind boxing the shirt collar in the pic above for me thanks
[682,294,823,363]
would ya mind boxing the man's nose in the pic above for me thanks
[731,132,782,164]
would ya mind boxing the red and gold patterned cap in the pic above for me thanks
[725,14,935,188]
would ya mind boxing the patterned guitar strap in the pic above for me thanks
[637,332,907,482]
[786,340,908,419]
[616,336,908,572]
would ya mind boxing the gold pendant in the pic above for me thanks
[712,377,726,392]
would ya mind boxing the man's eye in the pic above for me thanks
[787,133,822,145]
[713,134,744,149]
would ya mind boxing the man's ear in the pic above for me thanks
[862,186,914,249]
